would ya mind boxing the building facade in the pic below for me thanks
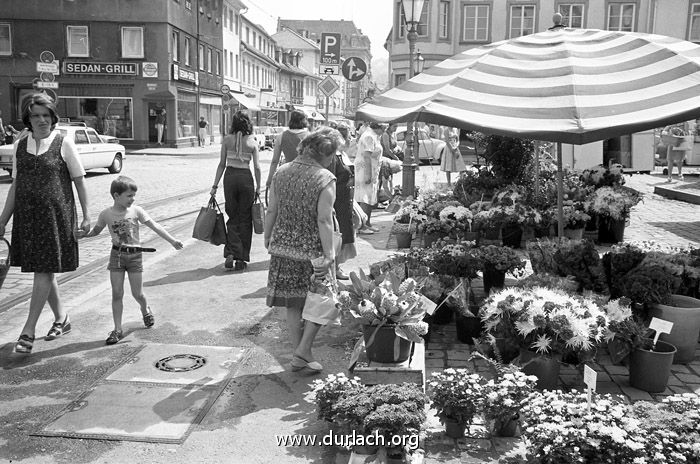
[0,0,225,148]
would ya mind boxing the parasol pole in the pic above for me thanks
[534,141,540,202]
[557,142,564,241]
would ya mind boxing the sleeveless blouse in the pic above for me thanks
[268,155,336,260]
[225,132,255,166]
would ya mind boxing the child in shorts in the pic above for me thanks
[83,176,183,344]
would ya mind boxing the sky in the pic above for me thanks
[242,0,394,87]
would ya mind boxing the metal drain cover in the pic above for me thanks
[154,354,207,372]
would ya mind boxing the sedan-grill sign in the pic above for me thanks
[64,62,138,75]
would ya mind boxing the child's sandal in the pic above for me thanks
[15,334,35,353]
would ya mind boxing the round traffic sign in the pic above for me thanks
[40,50,55,64]
[40,72,55,82]
[342,57,367,82]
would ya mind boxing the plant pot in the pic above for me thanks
[463,230,480,244]
[481,226,501,241]
[455,313,482,344]
[563,227,584,240]
[518,350,561,390]
[598,216,625,244]
[395,231,412,249]
[501,224,523,248]
[494,337,521,364]
[489,415,520,438]
[533,225,552,238]
[629,340,677,393]
[349,444,380,464]
[649,294,700,363]
[443,416,467,438]
[362,324,413,364]
[431,301,454,325]
[482,264,506,295]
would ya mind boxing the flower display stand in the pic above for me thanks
[350,342,426,392]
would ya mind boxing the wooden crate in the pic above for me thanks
[351,342,425,390]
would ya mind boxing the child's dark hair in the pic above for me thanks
[110,176,138,196]
[230,111,253,135]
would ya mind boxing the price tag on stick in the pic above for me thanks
[583,365,597,412]
[649,317,673,348]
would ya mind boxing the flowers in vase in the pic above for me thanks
[475,245,526,276]
[590,186,642,220]
[427,368,484,425]
[337,270,429,342]
[479,287,608,360]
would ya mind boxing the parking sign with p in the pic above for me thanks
[321,33,341,66]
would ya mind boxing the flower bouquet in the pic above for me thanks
[475,245,526,276]
[479,287,608,362]
[426,239,481,279]
[422,203,473,239]
[427,368,484,427]
[392,204,425,234]
[310,373,364,424]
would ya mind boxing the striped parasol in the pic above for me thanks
[357,28,700,145]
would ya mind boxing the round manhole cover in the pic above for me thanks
[155,354,207,372]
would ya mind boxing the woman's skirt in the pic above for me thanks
[266,255,314,308]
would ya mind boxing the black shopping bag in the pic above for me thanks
[209,204,228,246]
[252,193,265,234]
[192,197,219,242]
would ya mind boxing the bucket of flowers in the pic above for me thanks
[473,245,526,295]
[479,287,608,389]
[338,270,429,364]
[590,186,643,243]
[479,366,538,437]
[426,368,485,438]
[392,204,426,248]
[422,202,473,244]
[553,203,591,239]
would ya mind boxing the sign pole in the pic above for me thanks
[325,96,329,123]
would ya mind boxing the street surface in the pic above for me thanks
[0,152,699,463]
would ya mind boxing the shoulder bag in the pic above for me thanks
[252,193,265,234]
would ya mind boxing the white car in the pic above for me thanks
[395,127,446,163]
[0,122,125,175]
[251,127,266,151]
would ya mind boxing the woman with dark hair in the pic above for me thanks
[0,93,91,354]
[264,127,341,373]
[210,111,261,271]
[332,123,356,279]
[265,110,309,188]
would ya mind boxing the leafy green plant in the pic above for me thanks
[552,239,608,293]
[482,136,535,184]
[310,373,364,423]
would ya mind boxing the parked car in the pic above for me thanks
[0,122,126,175]
[264,126,282,149]
[251,127,267,151]
[395,126,446,163]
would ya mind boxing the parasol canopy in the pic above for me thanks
[356,28,700,145]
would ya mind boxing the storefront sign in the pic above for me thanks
[64,62,138,75]
[142,62,158,78]
[172,64,197,84]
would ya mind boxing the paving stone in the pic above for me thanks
[426,359,448,368]
[449,360,471,368]
[426,350,446,359]
[603,365,629,375]
[446,350,470,360]
[620,385,654,402]
[675,373,700,384]
[427,343,445,351]
[667,374,686,386]
[458,439,492,452]
[670,364,693,374]
[669,385,692,394]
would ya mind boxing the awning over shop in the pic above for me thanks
[300,108,325,121]
[228,92,260,112]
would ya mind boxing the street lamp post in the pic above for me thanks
[400,0,425,198]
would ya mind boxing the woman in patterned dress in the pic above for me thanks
[264,127,341,373]
[353,122,384,235]
[0,93,91,353]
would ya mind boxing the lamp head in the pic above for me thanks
[401,0,425,24]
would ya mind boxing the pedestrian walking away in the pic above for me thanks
[264,127,341,374]
[0,93,91,354]
[440,126,467,186]
[198,116,209,147]
[155,108,166,146]
[265,110,309,189]
[354,122,384,235]
[210,111,261,271]
[81,175,183,345]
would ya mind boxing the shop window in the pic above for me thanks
[177,95,196,138]
[122,27,144,58]
[0,24,11,56]
[56,97,134,139]
[67,25,89,57]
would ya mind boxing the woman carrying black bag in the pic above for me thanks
[210,111,261,271]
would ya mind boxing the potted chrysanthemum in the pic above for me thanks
[480,368,538,437]
[479,287,608,390]
[427,368,484,438]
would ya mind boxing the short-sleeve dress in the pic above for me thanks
[11,132,83,273]
[353,130,382,206]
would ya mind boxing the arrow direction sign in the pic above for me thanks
[320,32,341,66]
[342,57,367,82]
